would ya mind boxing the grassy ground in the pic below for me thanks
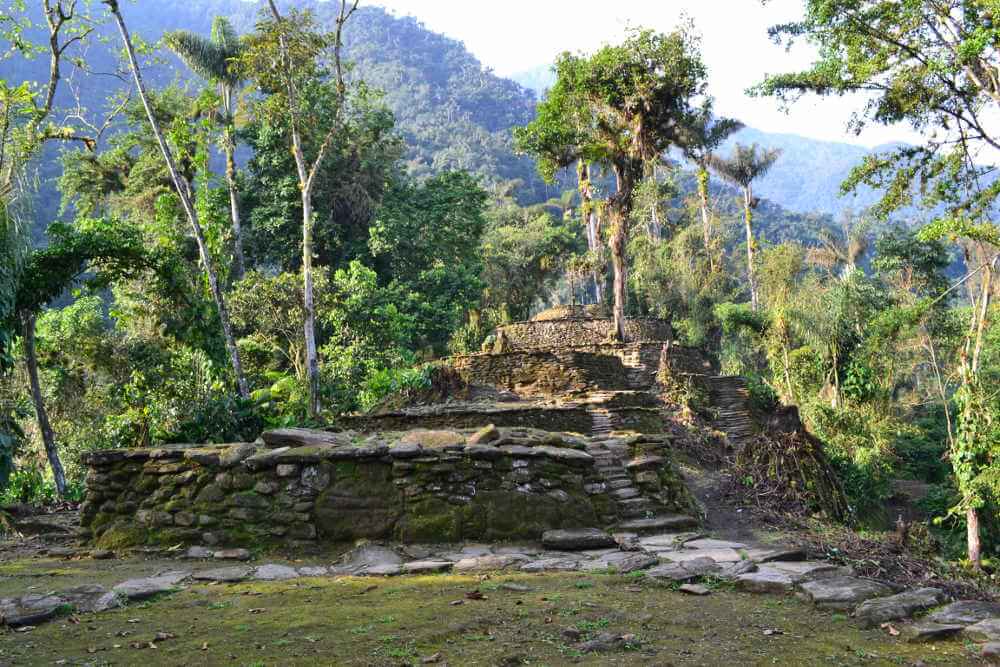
[0,568,981,666]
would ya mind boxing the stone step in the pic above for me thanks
[616,514,699,534]
[611,487,641,500]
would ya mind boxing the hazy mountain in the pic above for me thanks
[5,0,885,233]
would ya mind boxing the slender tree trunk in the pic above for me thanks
[577,161,603,304]
[782,340,793,402]
[222,88,246,281]
[22,312,66,497]
[697,166,714,272]
[744,184,759,311]
[105,0,249,399]
[610,215,627,343]
[923,329,955,451]
[967,507,982,565]
[301,186,320,418]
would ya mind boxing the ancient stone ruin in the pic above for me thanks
[80,308,756,549]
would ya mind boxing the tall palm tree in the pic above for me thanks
[806,212,869,281]
[707,143,781,310]
[165,17,248,279]
[679,108,742,272]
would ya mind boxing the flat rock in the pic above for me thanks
[213,548,251,562]
[60,584,121,614]
[678,583,711,596]
[964,618,1000,642]
[399,429,466,450]
[736,569,795,594]
[580,552,658,574]
[765,561,849,582]
[254,564,300,581]
[927,600,1000,626]
[183,546,214,559]
[718,560,758,579]
[520,558,579,572]
[798,576,894,610]
[579,632,629,653]
[905,621,965,643]
[192,567,252,583]
[0,594,65,626]
[261,427,350,449]
[748,547,807,563]
[453,555,526,572]
[112,571,190,600]
[366,564,404,576]
[683,538,746,550]
[297,566,330,577]
[335,544,403,575]
[662,548,742,563]
[854,588,947,628]
[541,528,615,551]
[617,515,698,534]
[401,560,453,574]
[646,557,719,583]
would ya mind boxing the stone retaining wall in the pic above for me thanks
[80,429,618,549]
[451,343,713,398]
[336,405,595,434]
[451,349,631,395]
[496,318,672,350]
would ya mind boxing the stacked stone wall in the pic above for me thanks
[80,431,617,549]
[496,318,673,350]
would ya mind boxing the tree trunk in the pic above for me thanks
[301,187,320,418]
[744,184,759,311]
[608,203,628,343]
[967,506,982,566]
[22,312,66,497]
[577,161,603,304]
[222,85,246,281]
[106,0,249,399]
[697,166,714,272]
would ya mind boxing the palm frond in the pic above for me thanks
[164,30,233,85]
[706,142,782,188]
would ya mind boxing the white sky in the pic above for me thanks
[365,0,920,148]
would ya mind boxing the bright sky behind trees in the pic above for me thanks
[367,0,919,148]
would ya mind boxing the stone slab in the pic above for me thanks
[112,571,190,600]
[854,588,947,628]
[927,600,1000,627]
[797,576,894,611]
[541,528,615,551]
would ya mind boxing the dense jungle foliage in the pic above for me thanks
[0,0,998,570]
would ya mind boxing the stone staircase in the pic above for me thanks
[588,408,618,438]
[705,376,756,446]
[586,440,656,520]
[620,343,663,389]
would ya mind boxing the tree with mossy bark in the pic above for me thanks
[678,109,743,273]
[515,27,710,342]
[706,143,781,312]
[754,0,1000,566]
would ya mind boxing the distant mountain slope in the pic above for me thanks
[5,0,875,234]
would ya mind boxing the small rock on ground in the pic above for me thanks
[212,548,251,561]
[183,546,214,559]
[736,569,795,594]
[646,557,719,583]
[678,584,711,596]
[982,642,1000,661]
